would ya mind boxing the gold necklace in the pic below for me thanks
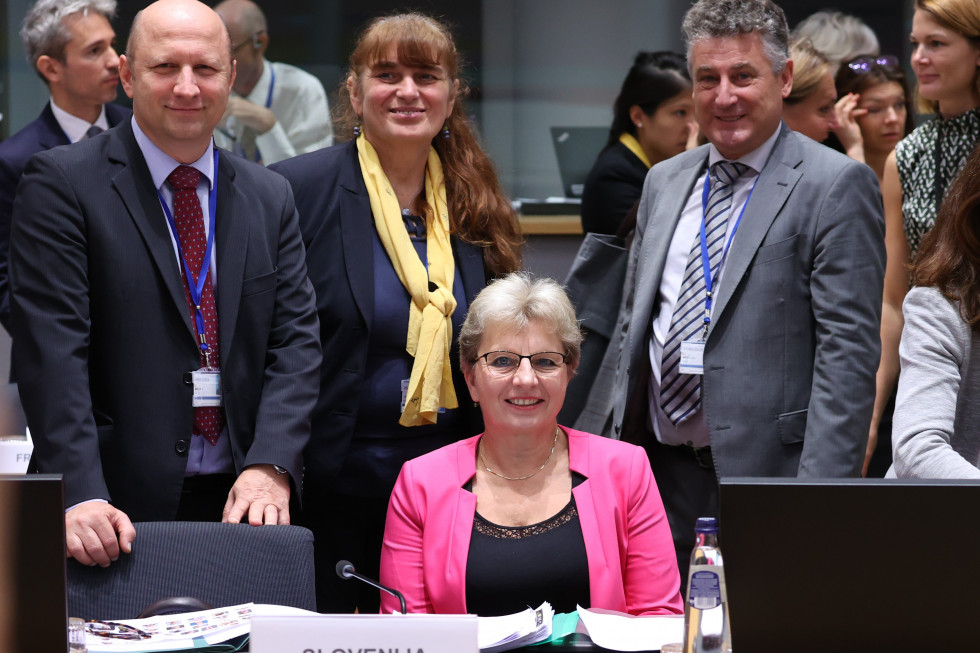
[479,427,560,481]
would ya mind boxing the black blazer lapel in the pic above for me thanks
[339,143,374,327]
[105,103,132,128]
[37,103,70,150]
[214,153,248,360]
[108,121,196,343]
[454,237,486,306]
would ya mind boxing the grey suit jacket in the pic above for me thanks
[892,287,980,478]
[606,124,884,478]
[10,120,322,519]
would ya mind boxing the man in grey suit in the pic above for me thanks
[609,0,884,577]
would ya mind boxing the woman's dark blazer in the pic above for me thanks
[580,141,648,235]
[270,140,488,482]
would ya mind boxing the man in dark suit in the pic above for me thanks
[10,0,321,567]
[609,0,885,578]
[0,0,130,331]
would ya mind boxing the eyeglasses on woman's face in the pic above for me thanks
[847,55,900,74]
[477,351,567,377]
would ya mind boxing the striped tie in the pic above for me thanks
[660,160,747,426]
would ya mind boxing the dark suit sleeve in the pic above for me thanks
[608,170,656,440]
[241,174,321,484]
[10,152,109,505]
[801,161,885,477]
[581,145,647,235]
[0,154,19,332]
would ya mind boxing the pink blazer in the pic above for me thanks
[379,427,683,615]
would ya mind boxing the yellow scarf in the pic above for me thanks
[356,135,459,426]
[619,132,653,169]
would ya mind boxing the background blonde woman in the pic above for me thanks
[874,0,980,476]
[783,38,839,142]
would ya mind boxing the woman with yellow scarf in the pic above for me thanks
[580,51,695,235]
[270,13,521,614]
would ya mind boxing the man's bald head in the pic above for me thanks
[119,0,236,163]
[127,0,232,64]
[214,0,267,96]
[214,0,267,43]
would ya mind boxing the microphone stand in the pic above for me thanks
[335,559,407,615]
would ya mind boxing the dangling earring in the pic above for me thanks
[441,123,450,139]
[353,123,362,137]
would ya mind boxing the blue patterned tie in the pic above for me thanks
[661,160,747,426]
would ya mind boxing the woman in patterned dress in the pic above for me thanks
[875,0,980,476]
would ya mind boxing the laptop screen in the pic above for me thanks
[719,477,980,651]
[550,127,608,198]
[0,474,66,652]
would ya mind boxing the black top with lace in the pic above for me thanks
[464,473,590,616]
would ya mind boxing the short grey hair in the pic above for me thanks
[682,0,790,75]
[459,272,583,372]
[793,11,880,69]
[20,0,116,73]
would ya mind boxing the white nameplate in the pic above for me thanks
[0,430,32,474]
[250,613,479,653]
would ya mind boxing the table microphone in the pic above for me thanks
[335,559,407,615]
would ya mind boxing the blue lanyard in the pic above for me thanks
[156,149,220,364]
[264,66,276,109]
[246,67,275,163]
[697,165,759,337]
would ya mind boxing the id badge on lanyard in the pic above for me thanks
[679,167,758,376]
[158,149,224,407]
[192,368,222,407]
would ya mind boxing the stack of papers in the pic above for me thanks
[84,604,254,653]
[477,602,554,652]
[81,600,683,653]
[577,606,684,651]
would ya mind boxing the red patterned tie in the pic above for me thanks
[167,165,223,446]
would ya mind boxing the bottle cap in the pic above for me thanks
[695,517,719,533]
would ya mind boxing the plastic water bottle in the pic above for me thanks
[683,517,732,653]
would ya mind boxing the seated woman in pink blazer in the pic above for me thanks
[379,273,682,616]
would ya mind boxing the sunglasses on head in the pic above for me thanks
[847,55,901,73]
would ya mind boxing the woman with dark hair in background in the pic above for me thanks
[875,0,980,477]
[580,51,694,235]
[892,145,980,478]
[834,55,914,186]
[270,13,522,613]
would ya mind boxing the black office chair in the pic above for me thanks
[67,521,316,619]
